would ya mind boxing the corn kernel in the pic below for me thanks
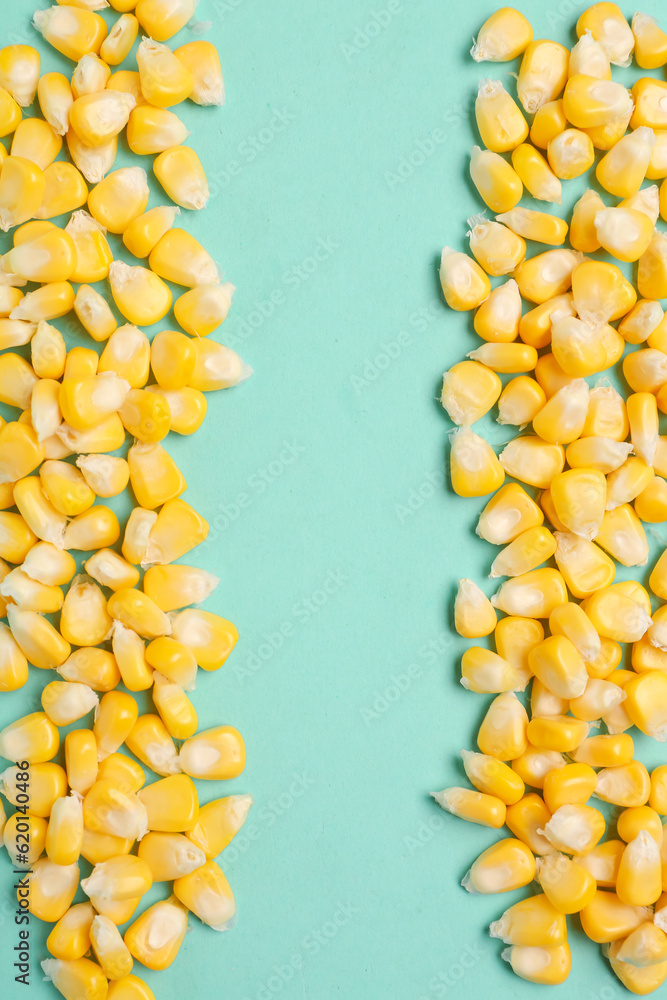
[33,6,107,62]
[511,143,561,204]
[517,40,569,114]
[66,210,113,282]
[47,903,95,962]
[58,647,121,691]
[65,729,98,795]
[175,40,224,106]
[88,167,149,234]
[125,713,181,776]
[100,14,138,66]
[490,893,566,946]
[123,896,188,970]
[67,130,117,185]
[580,889,651,943]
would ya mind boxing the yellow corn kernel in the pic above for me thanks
[11,117,61,170]
[635,476,667,522]
[622,183,661,224]
[517,249,584,305]
[33,6,107,61]
[595,505,649,568]
[616,830,662,906]
[632,77,667,130]
[174,282,234,339]
[65,210,113,282]
[81,826,134,866]
[141,497,208,566]
[42,679,98,726]
[11,474,63,550]
[581,889,651,943]
[107,587,171,640]
[572,259,636,329]
[619,298,664,345]
[74,286,117,343]
[448,427,503,497]
[39,460,95,516]
[0,156,46,231]
[547,128,595,179]
[474,79,528,152]
[60,574,113,647]
[564,75,633,132]
[77,455,130,498]
[0,44,39,107]
[45,792,83,866]
[188,340,249,392]
[175,40,223,106]
[37,72,73,137]
[9,281,74,323]
[457,750,525,808]
[471,8,533,62]
[579,841,624,888]
[571,27,612,77]
[555,531,616,598]
[571,675,628,721]
[47,903,95,962]
[576,2,634,64]
[527,715,589,754]
[65,729,98,796]
[122,508,158,566]
[83,780,148,840]
[89,895,140,926]
[41,957,108,1000]
[531,675,568,717]
[460,647,526,694]
[119,389,170,443]
[467,342,537,375]
[441,358,503,424]
[8,602,71,670]
[173,860,236,933]
[126,106,189,155]
[149,229,218,288]
[0,711,60,765]
[518,295,575,351]
[126,713,180,776]
[82,855,153,902]
[489,526,556,579]
[650,765,667,815]
[0,619,28,691]
[517,40,569,113]
[136,37,192,108]
[596,760,651,808]
[549,468,606,541]
[468,145,522,213]
[21,543,76,588]
[511,143,561,203]
[504,789,552,851]
[0,762,65,819]
[476,484,543,546]
[62,504,121,550]
[100,14,138,65]
[624,348,667,395]
[534,355,574,399]
[536,852,596,914]
[530,99,567,149]
[137,831,205,882]
[58,647,120,692]
[137,773,198,833]
[582,584,652,644]
[532,378,588,443]
[632,637,667,673]
[3,228,77,285]
[633,12,667,68]
[123,207,180,262]
[148,331,195,394]
[541,802,605,855]
[430,786,505,828]
[151,671,197,738]
[595,206,653,263]
[110,621,152,692]
[496,207,568,247]
[123,896,188,970]
[607,457,655,511]
[107,70,146,107]
[648,132,667,180]
[624,670,667,741]
[3,811,47,865]
[438,247,490,311]
[85,550,140,593]
[596,128,655,202]
[497,377,545,426]
[98,324,150,388]
[474,691,528,762]
[88,167,149,234]
[97,754,145,793]
[90,914,133,981]
[142,566,216,618]
[67,129,118,186]
[135,0,194,39]
[491,568,567,621]
[490,893,566,946]
[127,440,185,509]
[108,261,172,327]
[70,89,134,147]
[499,437,564,491]
[94,691,139,761]
[144,637,196,690]
[502,943,571,986]
[613,925,667,977]
[617,807,664,846]
[569,187,604,252]
[639,229,667,299]
[565,438,631,475]
[543,762,597,814]
[0,86,20,139]
[629,392,659,466]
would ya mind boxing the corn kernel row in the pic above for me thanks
[434,4,667,994]
[0,4,253,1000]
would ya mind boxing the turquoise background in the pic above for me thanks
[3,1,667,998]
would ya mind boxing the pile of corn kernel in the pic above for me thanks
[0,2,254,1000]
[431,4,667,994]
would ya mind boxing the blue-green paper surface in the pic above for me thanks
[3,1,667,998]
